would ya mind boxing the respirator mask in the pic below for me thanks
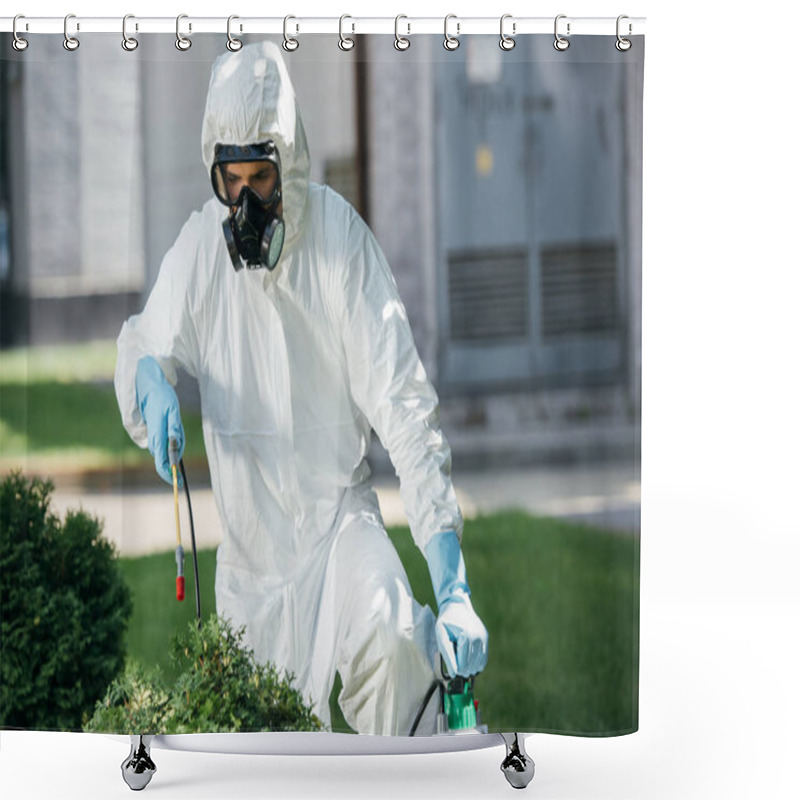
[211,141,286,271]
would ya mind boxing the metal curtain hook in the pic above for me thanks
[227,15,243,52]
[122,14,139,51]
[444,14,460,51]
[175,14,192,51]
[394,15,410,51]
[500,14,516,50]
[12,14,29,51]
[283,15,299,51]
[616,14,632,52]
[339,14,355,51]
[553,14,570,51]
[63,14,80,51]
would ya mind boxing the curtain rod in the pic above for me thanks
[0,16,646,37]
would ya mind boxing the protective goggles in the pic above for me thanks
[211,141,282,207]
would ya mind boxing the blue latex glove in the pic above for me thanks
[425,530,488,678]
[135,356,185,486]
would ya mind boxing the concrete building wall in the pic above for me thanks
[364,36,439,373]
[364,36,642,467]
[78,41,145,294]
[140,36,224,292]
[284,37,358,191]
[24,37,145,297]
[10,35,146,342]
[24,56,81,285]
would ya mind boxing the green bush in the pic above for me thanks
[0,472,133,730]
[85,615,325,734]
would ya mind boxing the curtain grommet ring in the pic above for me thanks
[227,15,243,52]
[443,14,460,51]
[175,14,192,51]
[283,16,299,52]
[615,15,632,52]
[12,15,29,52]
[499,14,516,51]
[339,14,355,51]
[63,14,80,51]
[554,14,570,51]
[394,15,410,51]
[122,15,139,51]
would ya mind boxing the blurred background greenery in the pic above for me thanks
[0,341,205,475]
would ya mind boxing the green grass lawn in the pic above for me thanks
[0,341,205,472]
[119,512,639,737]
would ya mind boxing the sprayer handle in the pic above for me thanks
[168,436,181,468]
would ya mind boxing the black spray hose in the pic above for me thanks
[178,458,202,628]
[408,679,441,737]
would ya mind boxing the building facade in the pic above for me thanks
[0,33,641,467]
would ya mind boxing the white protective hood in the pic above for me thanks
[201,41,310,248]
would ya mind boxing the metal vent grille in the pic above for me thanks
[448,250,529,343]
[540,243,619,341]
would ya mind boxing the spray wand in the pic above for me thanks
[169,438,185,602]
[169,437,202,624]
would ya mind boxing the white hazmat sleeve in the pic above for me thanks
[337,210,464,553]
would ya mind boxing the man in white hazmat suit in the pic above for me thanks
[115,41,488,736]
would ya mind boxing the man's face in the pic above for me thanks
[221,160,279,206]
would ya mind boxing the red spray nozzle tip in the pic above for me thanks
[176,576,185,602]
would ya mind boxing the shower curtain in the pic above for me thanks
[0,25,643,741]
